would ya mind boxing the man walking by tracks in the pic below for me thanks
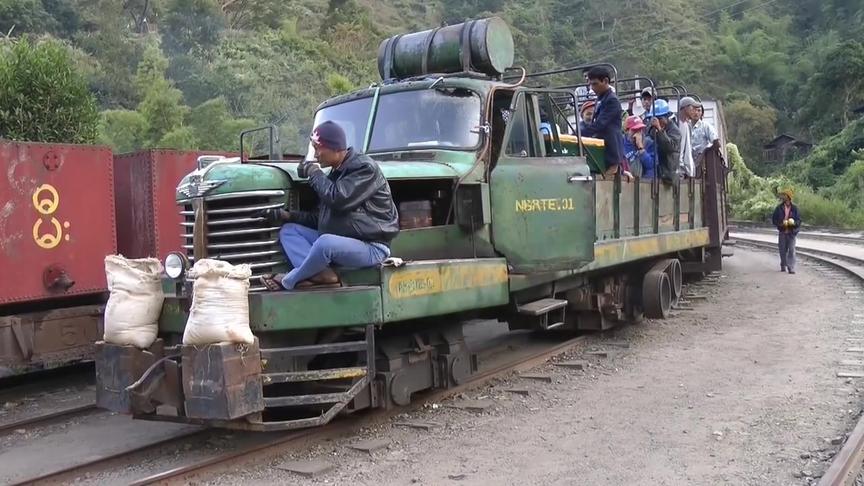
[771,189,801,274]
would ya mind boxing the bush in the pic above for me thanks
[0,37,99,143]
[98,109,148,153]
[787,118,864,188]
[727,142,864,228]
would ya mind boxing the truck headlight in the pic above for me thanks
[165,252,188,280]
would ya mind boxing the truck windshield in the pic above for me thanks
[306,87,481,158]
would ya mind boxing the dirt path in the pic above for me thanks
[206,248,864,485]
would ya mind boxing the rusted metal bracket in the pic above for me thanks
[126,354,183,414]
[9,318,33,360]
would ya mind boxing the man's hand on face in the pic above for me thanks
[297,160,323,178]
[306,162,322,175]
[650,117,661,131]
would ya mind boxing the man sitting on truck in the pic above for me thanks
[261,121,400,290]
[580,66,625,177]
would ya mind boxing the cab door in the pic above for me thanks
[490,89,596,273]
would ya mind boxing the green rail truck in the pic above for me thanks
[95,17,729,431]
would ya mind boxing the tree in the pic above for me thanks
[0,37,99,143]
[0,0,57,36]
[187,97,255,150]
[98,109,147,152]
[799,41,864,138]
[134,42,190,145]
[724,99,778,173]
[161,0,225,55]
[220,0,288,30]
[158,126,197,149]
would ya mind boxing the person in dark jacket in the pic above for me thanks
[581,66,625,176]
[261,121,400,290]
[623,115,655,179]
[771,189,801,274]
[647,99,681,183]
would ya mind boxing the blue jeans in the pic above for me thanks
[778,232,796,272]
[278,223,390,289]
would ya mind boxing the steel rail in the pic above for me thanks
[733,236,864,485]
[9,428,211,486]
[0,403,97,435]
[128,335,590,485]
[730,222,864,246]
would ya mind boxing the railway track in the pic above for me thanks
[129,333,598,485]
[730,222,864,247]
[0,403,97,435]
[0,364,98,437]
[733,233,864,486]
[8,274,721,485]
[16,332,594,485]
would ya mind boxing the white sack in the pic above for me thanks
[103,255,165,348]
[182,259,254,345]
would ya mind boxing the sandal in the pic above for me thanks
[260,273,284,291]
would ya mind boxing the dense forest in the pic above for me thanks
[1,0,864,225]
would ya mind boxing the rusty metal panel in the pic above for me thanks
[0,305,103,372]
[113,150,233,260]
[638,182,654,235]
[595,180,615,240]
[182,338,264,420]
[619,182,636,237]
[95,339,165,414]
[0,142,116,304]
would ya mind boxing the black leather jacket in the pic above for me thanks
[293,149,400,245]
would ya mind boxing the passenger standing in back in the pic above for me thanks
[677,96,699,178]
[581,66,625,177]
[647,99,681,183]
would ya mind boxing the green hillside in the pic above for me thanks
[2,0,864,225]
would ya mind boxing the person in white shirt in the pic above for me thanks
[690,104,721,173]
[677,97,699,178]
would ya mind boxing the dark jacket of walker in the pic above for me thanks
[771,203,801,235]
[581,89,625,171]
[294,148,400,245]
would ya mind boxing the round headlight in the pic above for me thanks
[165,252,187,279]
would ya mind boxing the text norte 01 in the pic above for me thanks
[515,198,575,213]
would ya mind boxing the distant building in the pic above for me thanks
[763,134,813,164]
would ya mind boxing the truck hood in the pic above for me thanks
[264,160,467,181]
[175,163,289,201]
[175,153,478,201]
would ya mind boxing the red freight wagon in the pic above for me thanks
[0,142,116,375]
[113,150,234,260]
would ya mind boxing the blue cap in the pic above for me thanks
[652,99,671,117]
[310,121,347,151]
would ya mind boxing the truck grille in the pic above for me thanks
[180,190,291,292]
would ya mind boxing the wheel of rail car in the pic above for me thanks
[669,259,683,300]
[389,372,413,406]
[625,284,644,324]
[450,353,470,385]
[642,270,672,319]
